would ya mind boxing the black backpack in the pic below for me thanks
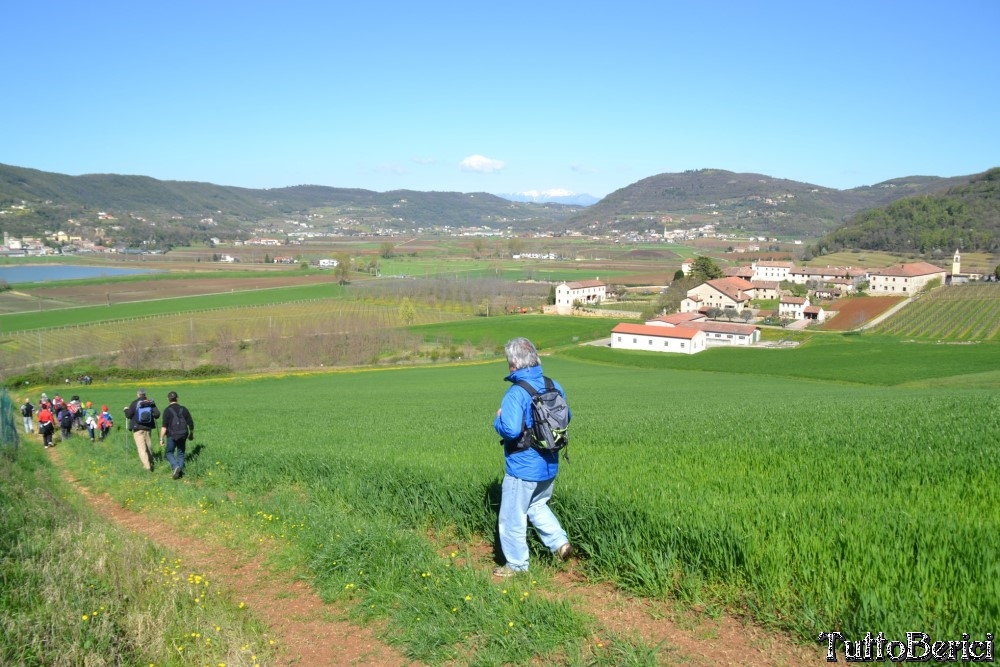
[514,377,570,455]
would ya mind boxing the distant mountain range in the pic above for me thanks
[495,190,600,206]
[1,163,995,253]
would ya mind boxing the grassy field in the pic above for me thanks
[3,257,1000,664]
[27,330,998,665]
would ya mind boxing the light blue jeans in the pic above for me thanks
[498,474,568,572]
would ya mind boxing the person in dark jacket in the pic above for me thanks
[491,337,573,577]
[159,391,194,479]
[123,388,160,472]
[21,398,34,434]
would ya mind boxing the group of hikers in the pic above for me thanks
[16,335,569,577]
[21,392,114,446]
[20,388,195,480]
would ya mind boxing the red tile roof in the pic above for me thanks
[869,262,946,277]
[612,323,701,340]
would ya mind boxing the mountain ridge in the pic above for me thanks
[0,163,991,248]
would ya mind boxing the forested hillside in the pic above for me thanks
[567,169,973,239]
[0,164,582,239]
[813,168,1000,255]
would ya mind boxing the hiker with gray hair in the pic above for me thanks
[123,388,160,472]
[491,336,573,577]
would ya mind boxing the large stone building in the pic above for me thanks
[867,262,946,295]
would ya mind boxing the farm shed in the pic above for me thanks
[611,323,706,355]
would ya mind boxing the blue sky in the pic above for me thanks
[3,1,998,199]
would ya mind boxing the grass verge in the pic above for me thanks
[0,441,275,667]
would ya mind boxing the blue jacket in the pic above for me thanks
[493,365,570,482]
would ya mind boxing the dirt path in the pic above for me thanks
[52,448,822,666]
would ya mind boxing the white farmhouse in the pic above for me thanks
[867,262,946,294]
[779,296,809,320]
[645,315,760,346]
[318,258,340,269]
[611,323,706,354]
[751,260,793,282]
[554,279,606,314]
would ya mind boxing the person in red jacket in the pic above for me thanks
[36,404,56,447]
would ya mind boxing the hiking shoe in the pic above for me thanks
[172,467,183,480]
[556,543,573,561]
[492,565,524,578]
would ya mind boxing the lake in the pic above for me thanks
[0,265,159,283]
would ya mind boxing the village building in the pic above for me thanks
[645,317,760,346]
[646,311,707,326]
[803,305,826,322]
[787,266,864,286]
[779,295,809,320]
[723,266,754,280]
[867,262,946,294]
[751,260,793,282]
[749,280,780,300]
[611,323,706,355]
[680,277,754,313]
[948,250,984,284]
[554,279,606,314]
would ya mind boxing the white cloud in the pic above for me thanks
[460,154,505,173]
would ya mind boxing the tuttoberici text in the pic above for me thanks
[817,631,994,662]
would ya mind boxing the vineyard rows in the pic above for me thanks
[873,283,1000,340]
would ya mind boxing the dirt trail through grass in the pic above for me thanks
[52,448,821,666]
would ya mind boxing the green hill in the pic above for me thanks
[2,163,989,246]
[568,168,975,239]
[813,167,1000,254]
[0,163,583,241]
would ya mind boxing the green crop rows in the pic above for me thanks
[57,340,1000,647]
[873,283,1000,340]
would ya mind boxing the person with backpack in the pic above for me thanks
[491,336,573,578]
[37,403,56,448]
[159,391,194,480]
[21,398,34,434]
[58,404,75,441]
[98,405,114,441]
[123,388,160,472]
[82,401,98,442]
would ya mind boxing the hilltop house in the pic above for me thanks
[554,279,606,314]
[611,323,706,355]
